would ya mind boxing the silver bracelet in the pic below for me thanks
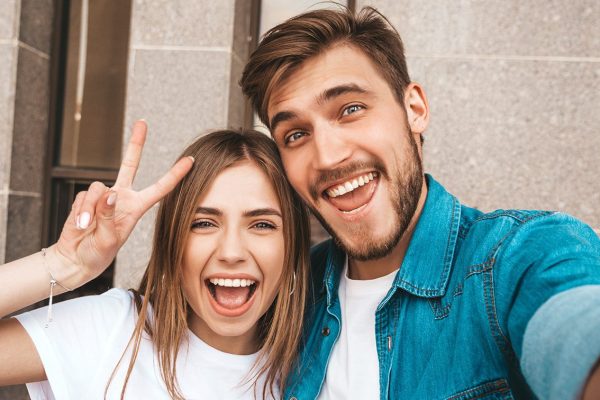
[42,248,73,327]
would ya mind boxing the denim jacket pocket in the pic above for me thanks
[445,379,514,400]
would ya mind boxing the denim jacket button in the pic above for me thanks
[289,397,298,400]
[322,327,330,336]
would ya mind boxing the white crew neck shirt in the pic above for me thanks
[15,288,275,400]
[318,258,398,400]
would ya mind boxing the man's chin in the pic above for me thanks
[309,204,402,260]
[335,229,403,262]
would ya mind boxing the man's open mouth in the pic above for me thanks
[323,171,379,213]
[206,278,258,312]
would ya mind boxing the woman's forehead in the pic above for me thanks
[196,162,281,212]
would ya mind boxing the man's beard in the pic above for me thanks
[309,131,423,262]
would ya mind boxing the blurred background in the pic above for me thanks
[0,0,598,397]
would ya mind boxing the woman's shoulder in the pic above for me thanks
[54,287,137,317]
[15,288,140,338]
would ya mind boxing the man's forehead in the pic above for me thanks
[267,45,380,116]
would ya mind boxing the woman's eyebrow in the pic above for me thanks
[195,207,222,216]
[244,208,282,218]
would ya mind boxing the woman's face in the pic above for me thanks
[181,161,285,354]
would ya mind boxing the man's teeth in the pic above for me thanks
[209,278,256,288]
[326,172,377,198]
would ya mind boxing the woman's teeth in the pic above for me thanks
[326,172,377,198]
[209,278,256,288]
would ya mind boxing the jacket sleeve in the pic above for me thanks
[493,213,600,399]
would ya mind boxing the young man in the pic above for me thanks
[241,7,600,400]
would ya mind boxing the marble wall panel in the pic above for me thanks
[0,0,18,40]
[18,0,53,55]
[358,0,599,57]
[9,46,50,193]
[0,43,17,192]
[130,0,235,48]
[5,194,42,261]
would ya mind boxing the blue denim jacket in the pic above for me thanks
[284,175,600,400]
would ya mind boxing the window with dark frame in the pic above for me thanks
[43,0,133,302]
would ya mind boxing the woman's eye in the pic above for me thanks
[285,131,306,145]
[252,221,277,230]
[191,220,216,230]
[342,104,363,116]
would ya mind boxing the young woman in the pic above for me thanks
[0,121,310,399]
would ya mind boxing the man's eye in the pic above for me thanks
[342,104,364,116]
[285,131,306,144]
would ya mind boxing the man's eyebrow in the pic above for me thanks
[269,84,369,133]
[317,83,369,105]
[195,207,222,216]
[244,208,282,218]
[270,111,297,133]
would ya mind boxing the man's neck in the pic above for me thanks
[348,179,428,280]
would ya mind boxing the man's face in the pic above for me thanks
[267,44,427,261]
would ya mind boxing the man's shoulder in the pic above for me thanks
[459,205,597,248]
[456,205,600,275]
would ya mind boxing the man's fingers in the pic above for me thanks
[76,181,109,230]
[138,156,194,211]
[114,120,147,188]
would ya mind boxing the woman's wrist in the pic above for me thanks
[45,245,90,292]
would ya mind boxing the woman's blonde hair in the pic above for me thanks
[106,129,310,399]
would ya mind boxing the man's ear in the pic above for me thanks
[404,82,429,136]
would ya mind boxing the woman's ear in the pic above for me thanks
[404,82,430,137]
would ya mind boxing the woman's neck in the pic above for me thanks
[187,315,259,355]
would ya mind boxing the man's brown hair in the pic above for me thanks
[241,6,411,128]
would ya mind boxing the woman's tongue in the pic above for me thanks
[327,182,373,212]
[214,286,250,309]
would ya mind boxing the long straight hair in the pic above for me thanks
[106,129,310,399]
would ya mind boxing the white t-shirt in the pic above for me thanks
[15,288,276,400]
[318,259,398,400]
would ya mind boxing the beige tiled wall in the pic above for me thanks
[0,1,19,265]
[114,0,253,288]
[4,0,53,263]
[0,1,53,398]
[359,0,600,232]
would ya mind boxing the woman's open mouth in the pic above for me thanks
[205,277,258,317]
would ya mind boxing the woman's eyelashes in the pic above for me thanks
[190,219,279,232]
[191,219,217,231]
[251,221,279,231]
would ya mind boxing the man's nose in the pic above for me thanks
[311,123,353,171]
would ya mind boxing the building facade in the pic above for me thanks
[0,0,598,397]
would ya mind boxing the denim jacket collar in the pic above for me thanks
[394,174,461,298]
[322,174,461,303]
